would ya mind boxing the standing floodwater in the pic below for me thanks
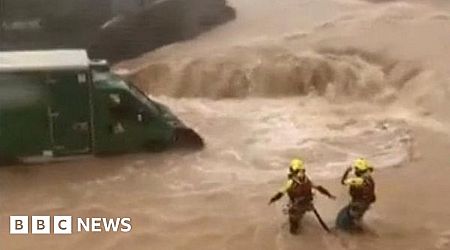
[2,0,450,249]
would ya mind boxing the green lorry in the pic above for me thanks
[0,49,203,165]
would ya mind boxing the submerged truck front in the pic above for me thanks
[90,65,204,154]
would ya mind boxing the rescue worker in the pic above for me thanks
[269,158,336,234]
[340,158,376,228]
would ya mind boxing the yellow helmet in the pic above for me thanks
[290,158,305,172]
[353,158,372,172]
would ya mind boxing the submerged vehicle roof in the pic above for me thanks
[0,50,90,72]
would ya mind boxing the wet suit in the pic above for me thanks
[270,174,335,234]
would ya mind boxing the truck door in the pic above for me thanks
[48,72,92,155]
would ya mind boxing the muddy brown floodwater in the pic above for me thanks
[1,0,450,249]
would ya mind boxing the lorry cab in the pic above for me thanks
[0,50,203,164]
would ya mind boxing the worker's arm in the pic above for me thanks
[268,179,293,205]
[313,184,336,199]
[341,166,353,185]
[269,192,284,204]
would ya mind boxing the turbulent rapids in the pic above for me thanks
[129,47,420,101]
[2,0,450,249]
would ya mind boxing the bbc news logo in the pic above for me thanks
[10,216,132,235]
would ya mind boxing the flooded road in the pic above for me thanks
[2,0,450,249]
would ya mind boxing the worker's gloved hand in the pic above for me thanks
[316,186,335,200]
[268,192,283,205]
[268,197,277,205]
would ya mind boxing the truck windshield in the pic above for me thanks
[92,70,160,116]
[127,83,161,116]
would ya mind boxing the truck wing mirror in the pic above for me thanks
[109,94,121,106]
[137,108,153,123]
[137,113,143,122]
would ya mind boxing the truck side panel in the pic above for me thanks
[47,71,92,156]
[0,73,51,157]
